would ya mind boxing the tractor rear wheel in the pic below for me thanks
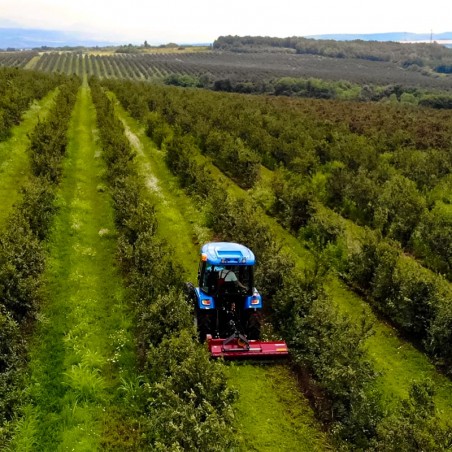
[196,311,213,343]
[246,312,262,340]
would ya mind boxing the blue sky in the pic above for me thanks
[0,0,450,44]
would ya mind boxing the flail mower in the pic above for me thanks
[186,242,288,359]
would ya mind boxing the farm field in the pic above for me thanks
[12,80,138,450]
[0,59,451,450]
[105,77,452,448]
[1,49,452,93]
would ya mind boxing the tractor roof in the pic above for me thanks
[201,242,255,266]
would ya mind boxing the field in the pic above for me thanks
[0,43,451,450]
[1,49,452,93]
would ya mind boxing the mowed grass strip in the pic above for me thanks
[113,99,332,451]
[12,82,138,450]
[0,89,58,227]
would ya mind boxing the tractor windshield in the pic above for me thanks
[201,264,253,295]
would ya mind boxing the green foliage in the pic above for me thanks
[90,78,237,448]
[419,94,452,109]
[412,203,452,278]
[164,73,203,88]
[146,111,173,147]
[373,380,452,450]
[274,77,336,98]
[0,307,23,431]
[144,331,237,451]
[202,130,260,189]
[0,77,79,441]
[214,35,452,73]
[17,178,57,241]
[0,67,63,141]
[137,288,194,348]
[104,76,452,447]
[29,77,79,184]
[0,215,44,321]
[374,174,426,246]
[345,229,452,372]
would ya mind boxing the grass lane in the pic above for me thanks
[0,89,58,227]
[11,82,138,450]
[114,97,332,451]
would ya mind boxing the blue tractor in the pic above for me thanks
[186,242,288,358]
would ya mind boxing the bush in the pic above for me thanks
[373,380,452,450]
[90,79,237,448]
[143,330,237,451]
[0,213,45,321]
[137,288,194,348]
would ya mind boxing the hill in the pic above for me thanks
[0,27,121,50]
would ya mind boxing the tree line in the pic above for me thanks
[213,35,452,72]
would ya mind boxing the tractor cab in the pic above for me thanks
[197,242,261,309]
[186,242,288,359]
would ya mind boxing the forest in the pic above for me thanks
[0,37,451,449]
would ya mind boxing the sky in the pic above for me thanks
[0,0,450,44]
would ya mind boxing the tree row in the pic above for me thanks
[0,76,80,444]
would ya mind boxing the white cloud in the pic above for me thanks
[0,0,450,43]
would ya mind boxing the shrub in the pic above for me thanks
[143,330,237,451]
[373,380,452,450]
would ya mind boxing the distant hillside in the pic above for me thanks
[213,35,452,71]
[0,27,121,49]
[308,32,452,42]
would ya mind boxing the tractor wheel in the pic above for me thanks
[196,311,213,343]
[184,282,196,305]
[246,312,262,340]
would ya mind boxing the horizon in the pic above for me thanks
[1,0,451,45]
[1,28,452,51]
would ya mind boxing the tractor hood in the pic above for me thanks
[201,242,256,266]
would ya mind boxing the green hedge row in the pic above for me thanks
[290,201,452,374]
[89,78,238,451]
[0,76,79,441]
[101,79,452,280]
[149,115,452,450]
[0,67,63,141]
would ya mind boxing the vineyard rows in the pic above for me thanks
[1,50,452,90]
